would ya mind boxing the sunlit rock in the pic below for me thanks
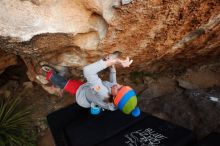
[0,0,219,83]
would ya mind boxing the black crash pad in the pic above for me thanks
[47,104,196,146]
[195,133,220,146]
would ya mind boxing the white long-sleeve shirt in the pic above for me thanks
[76,59,117,111]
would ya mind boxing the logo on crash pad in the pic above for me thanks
[124,128,167,146]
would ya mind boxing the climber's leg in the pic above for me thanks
[46,71,68,89]
[46,71,84,95]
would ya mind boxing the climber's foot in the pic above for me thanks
[36,75,49,85]
[41,65,53,73]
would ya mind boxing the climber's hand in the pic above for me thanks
[119,57,133,67]
[104,56,132,68]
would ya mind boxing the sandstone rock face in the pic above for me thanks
[100,0,220,72]
[0,0,219,82]
[0,0,113,41]
[178,70,220,89]
[0,50,18,73]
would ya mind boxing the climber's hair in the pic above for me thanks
[104,94,114,103]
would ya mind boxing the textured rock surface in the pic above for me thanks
[0,1,219,144]
[0,50,18,73]
[139,86,220,138]
[100,0,220,72]
[0,0,219,82]
[0,0,112,41]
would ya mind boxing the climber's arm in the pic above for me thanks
[83,59,111,99]
[83,57,133,99]
[109,65,117,84]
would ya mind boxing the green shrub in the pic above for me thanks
[0,97,36,146]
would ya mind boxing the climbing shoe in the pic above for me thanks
[36,75,49,84]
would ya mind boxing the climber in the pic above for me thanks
[37,52,140,117]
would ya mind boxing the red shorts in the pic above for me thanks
[46,71,84,95]
[63,80,85,95]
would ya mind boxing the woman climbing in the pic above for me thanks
[36,52,140,117]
